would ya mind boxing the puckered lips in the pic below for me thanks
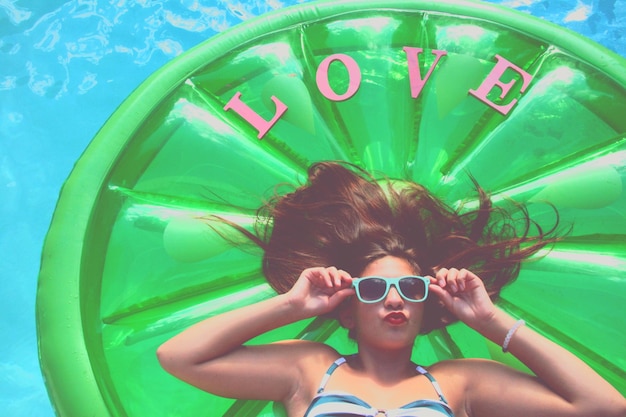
[384,312,408,325]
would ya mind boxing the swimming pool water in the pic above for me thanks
[1,0,624,416]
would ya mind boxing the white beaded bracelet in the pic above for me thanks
[502,319,525,353]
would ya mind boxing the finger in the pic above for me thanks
[446,268,460,293]
[435,268,448,287]
[312,267,332,288]
[329,287,356,306]
[337,269,353,288]
[326,266,340,287]
[335,269,344,287]
[323,268,335,288]
[426,275,444,292]
[428,283,453,307]
[457,268,468,291]
[329,267,349,288]
[459,269,484,291]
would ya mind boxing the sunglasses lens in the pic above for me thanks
[358,278,387,301]
[399,277,427,301]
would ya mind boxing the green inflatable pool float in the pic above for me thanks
[37,0,626,416]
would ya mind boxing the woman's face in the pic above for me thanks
[343,256,426,350]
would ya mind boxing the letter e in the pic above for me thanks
[469,55,533,115]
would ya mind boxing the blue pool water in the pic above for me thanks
[0,0,624,415]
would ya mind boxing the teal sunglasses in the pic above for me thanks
[352,276,429,303]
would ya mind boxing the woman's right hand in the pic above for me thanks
[158,266,352,405]
[286,267,355,317]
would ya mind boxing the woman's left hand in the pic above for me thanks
[426,268,497,330]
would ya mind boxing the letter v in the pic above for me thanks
[403,47,447,98]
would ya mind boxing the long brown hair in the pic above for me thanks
[240,161,561,333]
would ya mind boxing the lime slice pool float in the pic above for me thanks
[37,0,626,416]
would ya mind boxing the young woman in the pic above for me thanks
[157,162,626,417]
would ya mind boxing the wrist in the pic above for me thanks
[472,308,518,346]
[502,319,525,352]
[279,292,313,322]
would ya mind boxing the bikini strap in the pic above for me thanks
[316,358,449,404]
[316,357,347,393]
[416,365,449,404]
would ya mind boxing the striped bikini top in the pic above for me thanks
[303,357,455,417]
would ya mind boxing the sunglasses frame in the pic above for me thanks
[351,275,430,303]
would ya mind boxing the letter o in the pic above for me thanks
[316,54,361,101]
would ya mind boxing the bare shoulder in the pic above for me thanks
[426,359,479,392]
[271,340,344,412]
[425,358,527,415]
[429,357,520,375]
[273,339,340,361]
[270,340,342,381]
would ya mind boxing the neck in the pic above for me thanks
[353,344,416,384]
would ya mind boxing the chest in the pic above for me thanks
[290,371,454,416]
[322,371,444,410]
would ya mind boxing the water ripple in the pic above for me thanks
[164,6,229,32]
[33,19,62,52]
[564,2,593,23]
[1,0,249,99]
[0,0,32,25]
[25,61,55,97]
[0,0,624,100]
[77,71,97,94]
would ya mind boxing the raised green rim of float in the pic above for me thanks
[37,1,626,416]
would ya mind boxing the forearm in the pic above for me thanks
[157,293,306,368]
[476,308,625,409]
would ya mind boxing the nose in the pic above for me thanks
[384,284,404,308]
